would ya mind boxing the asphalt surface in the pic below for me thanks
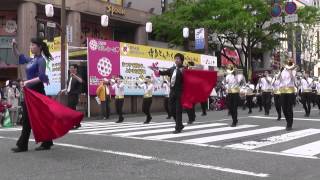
[1,104,320,180]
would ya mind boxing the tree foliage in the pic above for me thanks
[151,0,320,77]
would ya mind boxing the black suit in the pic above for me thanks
[67,75,82,126]
[159,66,184,131]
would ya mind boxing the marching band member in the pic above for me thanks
[162,80,171,119]
[111,76,125,123]
[315,77,320,112]
[272,70,282,121]
[224,65,245,127]
[136,76,154,124]
[245,81,255,114]
[300,72,313,117]
[255,76,263,112]
[279,59,297,131]
[260,71,273,115]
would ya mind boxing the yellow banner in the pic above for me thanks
[45,37,61,52]
[120,42,200,65]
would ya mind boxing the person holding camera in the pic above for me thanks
[96,78,111,120]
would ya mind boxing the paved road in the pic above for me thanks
[1,105,320,180]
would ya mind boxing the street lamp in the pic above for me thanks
[101,15,109,27]
[183,27,189,51]
[145,22,152,45]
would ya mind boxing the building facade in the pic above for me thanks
[0,0,170,116]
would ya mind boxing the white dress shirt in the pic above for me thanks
[300,77,313,92]
[279,69,296,88]
[112,82,125,97]
[260,76,273,91]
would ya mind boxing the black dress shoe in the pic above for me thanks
[230,123,237,127]
[35,146,51,151]
[11,147,27,153]
[201,113,207,116]
[277,117,281,121]
[143,120,150,124]
[166,116,171,119]
[172,129,182,134]
[286,127,293,131]
[187,121,194,124]
[115,119,123,123]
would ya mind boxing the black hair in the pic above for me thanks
[70,64,79,70]
[119,75,124,79]
[188,61,195,66]
[31,37,53,61]
[174,53,184,63]
[145,76,151,79]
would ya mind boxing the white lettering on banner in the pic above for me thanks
[201,55,217,67]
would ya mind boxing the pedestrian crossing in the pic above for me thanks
[71,121,320,159]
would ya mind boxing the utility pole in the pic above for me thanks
[61,0,66,89]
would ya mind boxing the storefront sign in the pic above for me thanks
[87,38,120,95]
[106,4,126,16]
[0,11,17,36]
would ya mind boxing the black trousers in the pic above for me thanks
[246,95,254,112]
[281,93,295,128]
[301,92,312,115]
[274,94,282,119]
[142,97,152,120]
[100,98,110,119]
[200,101,207,114]
[262,92,272,114]
[186,106,195,122]
[16,83,53,150]
[317,95,320,109]
[164,97,171,117]
[257,95,263,111]
[67,94,79,110]
[115,98,124,120]
[169,93,183,131]
[227,93,239,125]
[68,94,80,126]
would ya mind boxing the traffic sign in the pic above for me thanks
[271,4,282,17]
[271,17,283,24]
[285,14,298,23]
[285,2,297,15]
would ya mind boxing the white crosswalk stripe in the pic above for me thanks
[114,123,227,137]
[226,129,320,150]
[282,140,320,156]
[70,121,320,158]
[144,125,257,140]
[182,127,285,144]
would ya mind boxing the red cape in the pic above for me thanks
[24,87,84,143]
[181,69,217,109]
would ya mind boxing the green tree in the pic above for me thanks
[151,0,319,79]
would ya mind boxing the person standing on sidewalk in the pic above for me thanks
[96,78,111,120]
[65,64,83,129]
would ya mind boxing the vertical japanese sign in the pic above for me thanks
[195,28,205,50]
[44,37,61,95]
[87,38,120,95]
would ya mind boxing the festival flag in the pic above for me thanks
[24,87,84,143]
[181,69,217,109]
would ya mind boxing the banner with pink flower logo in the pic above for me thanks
[87,38,120,95]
